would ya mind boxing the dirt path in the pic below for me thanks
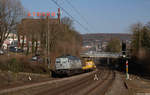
[105,72,129,95]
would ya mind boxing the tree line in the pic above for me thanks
[131,22,150,58]
[18,17,82,63]
[0,0,82,64]
[129,22,150,74]
[0,0,25,48]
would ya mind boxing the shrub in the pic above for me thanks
[0,55,49,74]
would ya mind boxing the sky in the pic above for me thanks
[21,0,150,34]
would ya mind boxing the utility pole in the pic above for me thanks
[0,20,1,49]
[46,8,61,68]
[47,16,50,68]
[139,26,141,51]
[57,8,61,24]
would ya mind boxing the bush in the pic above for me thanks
[0,55,49,74]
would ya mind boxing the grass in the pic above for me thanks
[0,55,49,74]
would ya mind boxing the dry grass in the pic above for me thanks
[0,55,49,74]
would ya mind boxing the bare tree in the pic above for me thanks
[131,22,150,57]
[18,17,82,65]
[105,37,121,53]
[0,0,25,48]
[61,17,74,30]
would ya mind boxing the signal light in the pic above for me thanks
[122,42,126,51]
[122,41,126,57]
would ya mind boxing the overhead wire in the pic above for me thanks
[63,0,97,33]
[51,0,91,33]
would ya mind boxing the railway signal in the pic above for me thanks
[122,41,126,58]
[126,60,129,80]
[122,40,129,80]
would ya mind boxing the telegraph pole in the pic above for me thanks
[46,8,61,68]
[0,19,3,49]
[47,16,50,68]
[57,8,61,24]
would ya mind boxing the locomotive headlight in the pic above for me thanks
[123,55,126,58]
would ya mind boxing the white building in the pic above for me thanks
[3,33,18,49]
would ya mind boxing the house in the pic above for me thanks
[3,33,18,49]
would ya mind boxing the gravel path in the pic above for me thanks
[105,72,129,95]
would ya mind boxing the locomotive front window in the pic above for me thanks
[62,61,67,64]
[56,60,60,63]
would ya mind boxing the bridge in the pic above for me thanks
[80,52,122,64]
[80,52,122,58]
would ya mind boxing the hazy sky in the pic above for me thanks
[21,0,150,34]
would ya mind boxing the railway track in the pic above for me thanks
[36,67,115,95]
[39,70,105,95]
[1,67,115,95]
[83,71,114,95]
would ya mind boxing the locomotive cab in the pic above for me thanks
[82,58,96,71]
[53,55,82,76]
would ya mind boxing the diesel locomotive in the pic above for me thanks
[51,55,96,77]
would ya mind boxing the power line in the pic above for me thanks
[65,0,96,33]
[52,0,91,33]
[51,0,91,33]
[65,0,90,27]
[56,0,65,5]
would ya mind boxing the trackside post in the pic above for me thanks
[126,60,129,80]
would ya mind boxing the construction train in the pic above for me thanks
[51,55,96,77]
